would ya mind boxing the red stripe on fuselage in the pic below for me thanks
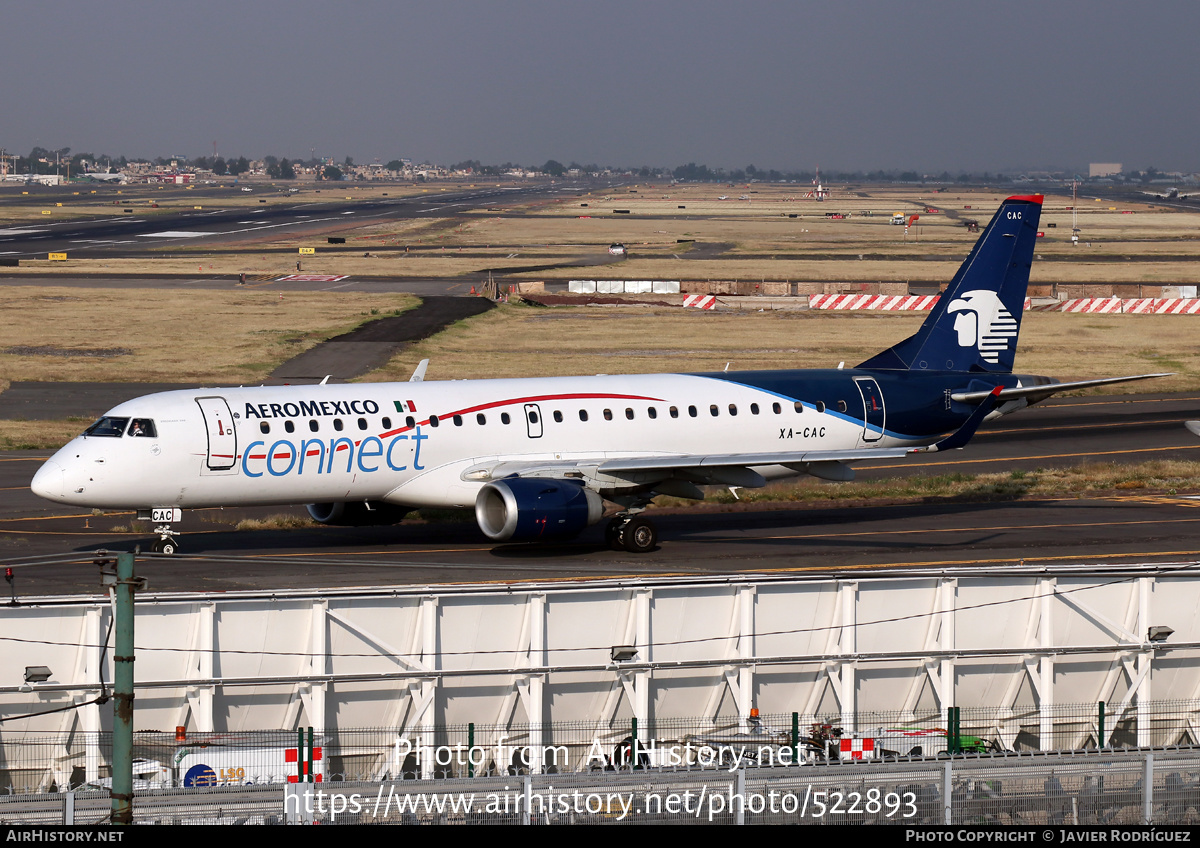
[238,391,664,460]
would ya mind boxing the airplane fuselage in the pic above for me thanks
[32,368,1024,513]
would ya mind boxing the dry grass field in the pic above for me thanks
[9,180,1200,284]
[0,287,416,384]
[654,459,1200,509]
[4,180,1200,456]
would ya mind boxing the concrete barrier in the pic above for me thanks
[568,280,681,294]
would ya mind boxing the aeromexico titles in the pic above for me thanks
[31,195,1166,553]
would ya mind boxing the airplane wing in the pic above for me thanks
[466,388,1001,488]
[950,373,1172,405]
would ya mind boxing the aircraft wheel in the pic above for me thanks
[155,538,178,555]
[621,517,657,553]
[605,518,625,551]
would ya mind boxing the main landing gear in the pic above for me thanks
[605,513,658,554]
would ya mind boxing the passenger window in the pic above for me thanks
[84,417,129,437]
[688,405,697,417]
[406,416,415,428]
[259,421,270,434]
[815,401,826,413]
[709,404,719,417]
[579,410,589,422]
[453,414,463,426]
[333,418,344,431]
[836,400,847,413]
[309,420,319,432]
[358,417,368,430]
[477,413,486,425]
[603,409,613,421]
[285,421,295,433]
[795,402,805,413]
[501,412,511,424]
[648,407,657,419]
[382,416,392,429]
[625,408,634,420]
[750,403,759,415]
[669,407,679,418]
[553,410,563,423]
[128,419,156,437]
[728,404,737,416]
[429,415,440,427]
[772,402,781,414]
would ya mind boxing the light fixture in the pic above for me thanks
[611,646,638,662]
[1147,626,1174,643]
[24,666,52,684]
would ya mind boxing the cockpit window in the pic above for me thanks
[84,417,129,437]
[128,419,157,437]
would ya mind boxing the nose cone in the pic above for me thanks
[31,460,65,502]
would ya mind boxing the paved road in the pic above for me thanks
[2,392,1197,597]
[268,295,495,383]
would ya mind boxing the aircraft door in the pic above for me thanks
[854,378,885,443]
[196,396,239,472]
[524,403,543,438]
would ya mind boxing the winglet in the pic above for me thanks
[409,359,430,383]
[914,385,1003,453]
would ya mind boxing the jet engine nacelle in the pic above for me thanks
[475,478,604,542]
[306,501,409,526]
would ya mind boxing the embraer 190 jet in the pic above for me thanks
[32,195,1164,553]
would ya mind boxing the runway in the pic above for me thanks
[2,392,1197,598]
[0,182,591,260]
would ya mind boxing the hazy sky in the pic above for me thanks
[6,0,1198,173]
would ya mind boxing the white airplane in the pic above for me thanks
[1141,187,1193,201]
[804,167,829,201]
[79,172,125,184]
[31,195,1167,554]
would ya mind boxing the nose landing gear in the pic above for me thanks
[138,508,182,555]
[150,529,179,555]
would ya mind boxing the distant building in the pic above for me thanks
[1089,163,1122,178]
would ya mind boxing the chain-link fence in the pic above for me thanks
[2,749,1199,825]
[3,699,1200,794]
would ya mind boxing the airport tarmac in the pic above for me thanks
[0,182,589,259]
[2,392,1198,597]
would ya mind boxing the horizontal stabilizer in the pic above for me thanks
[950,373,1172,404]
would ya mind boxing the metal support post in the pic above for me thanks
[111,551,135,825]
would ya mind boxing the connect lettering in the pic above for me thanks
[240,428,428,479]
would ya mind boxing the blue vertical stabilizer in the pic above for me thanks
[858,195,1043,373]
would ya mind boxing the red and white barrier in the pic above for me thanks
[839,738,876,761]
[809,295,1032,311]
[1057,297,1126,313]
[809,294,940,310]
[682,295,716,309]
[1033,298,1200,314]
[1129,298,1200,314]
